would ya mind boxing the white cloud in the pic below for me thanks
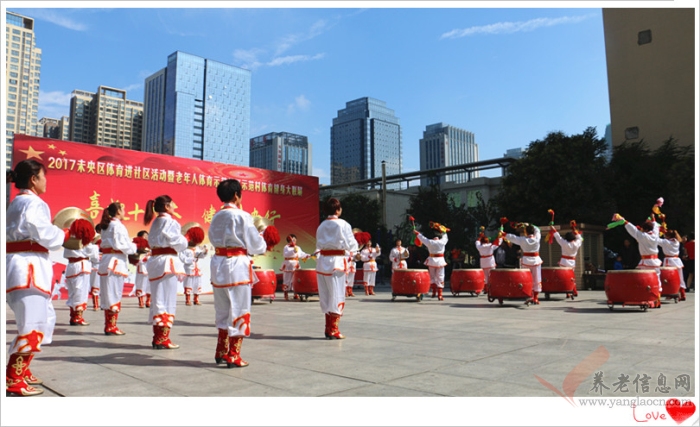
[122,83,143,95]
[40,90,72,107]
[268,53,325,67]
[441,15,592,40]
[27,10,88,31]
[313,167,329,179]
[274,19,332,56]
[287,95,311,114]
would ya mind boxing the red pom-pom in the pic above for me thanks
[262,225,280,251]
[500,217,509,225]
[185,226,205,246]
[70,218,96,246]
[414,235,422,247]
[132,236,150,253]
[354,232,370,247]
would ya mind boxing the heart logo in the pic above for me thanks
[666,399,696,424]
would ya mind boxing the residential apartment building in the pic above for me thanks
[419,122,478,187]
[330,97,402,186]
[142,51,251,165]
[5,11,42,168]
[250,131,312,175]
[68,86,143,150]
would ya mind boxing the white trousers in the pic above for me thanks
[100,273,125,311]
[134,273,150,295]
[428,266,445,289]
[317,271,345,315]
[213,285,252,337]
[65,272,90,310]
[525,265,542,293]
[149,274,179,324]
[363,270,377,287]
[183,275,202,295]
[282,270,295,292]
[7,289,56,354]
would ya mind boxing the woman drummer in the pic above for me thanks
[144,195,189,349]
[6,159,67,396]
[98,202,137,335]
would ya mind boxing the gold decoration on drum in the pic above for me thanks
[52,207,93,250]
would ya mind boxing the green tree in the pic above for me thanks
[493,127,615,226]
[607,138,695,244]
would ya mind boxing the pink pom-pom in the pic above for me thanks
[656,197,664,207]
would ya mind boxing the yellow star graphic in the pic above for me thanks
[19,146,44,160]
[59,150,67,156]
[48,144,56,149]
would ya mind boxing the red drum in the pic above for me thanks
[354,270,365,288]
[391,269,430,301]
[450,269,485,296]
[487,269,533,306]
[541,267,577,300]
[252,269,276,303]
[293,268,318,302]
[604,270,660,311]
[659,267,681,302]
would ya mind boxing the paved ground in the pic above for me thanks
[3,282,697,425]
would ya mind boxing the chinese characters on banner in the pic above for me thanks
[11,135,320,277]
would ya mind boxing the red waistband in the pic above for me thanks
[101,248,123,254]
[6,240,49,253]
[320,250,345,256]
[68,257,88,263]
[665,255,678,258]
[151,247,178,256]
[641,254,658,260]
[430,254,444,257]
[214,247,246,257]
[561,255,576,260]
[284,257,299,260]
[523,252,539,257]
[480,255,493,258]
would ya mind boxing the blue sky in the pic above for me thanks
[6,5,613,185]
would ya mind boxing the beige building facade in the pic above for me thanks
[602,8,695,148]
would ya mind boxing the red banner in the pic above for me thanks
[10,135,320,273]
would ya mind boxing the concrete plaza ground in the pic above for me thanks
[3,281,698,425]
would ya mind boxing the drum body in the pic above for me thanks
[391,269,430,301]
[541,267,576,298]
[450,268,485,296]
[488,269,533,302]
[604,270,660,311]
[659,266,681,300]
[252,269,277,301]
[293,268,319,297]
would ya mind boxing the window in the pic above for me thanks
[625,126,639,140]
[638,30,652,45]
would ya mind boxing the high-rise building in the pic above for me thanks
[5,11,42,168]
[67,86,143,150]
[250,131,312,175]
[38,116,69,140]
[603,9,694,149]
[142,51,251,165]
[330,97,402,186]
[419,123,478,187]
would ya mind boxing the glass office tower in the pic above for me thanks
[250,132,312,175]
[330,97,402,186]
[419,123,478,187]
[143,51,251,165]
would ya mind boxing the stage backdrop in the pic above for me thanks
[11,135,320,295]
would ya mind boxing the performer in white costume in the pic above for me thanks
[131,230,151,308]
[550,221,583,297]
[475,229,501,289]
[209,179,270,367]
[6,160,67,396]
[505,222,543,304]
[316,198,358,339]
[414,222,449,301]
[280,234,311,300]
[180,228,208,306]
[144,195,189,350]
[360,238,381,295]
[98,202,137,335]
[389,239,409,271]
[659,228,687,301]
[64,240,97,326]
